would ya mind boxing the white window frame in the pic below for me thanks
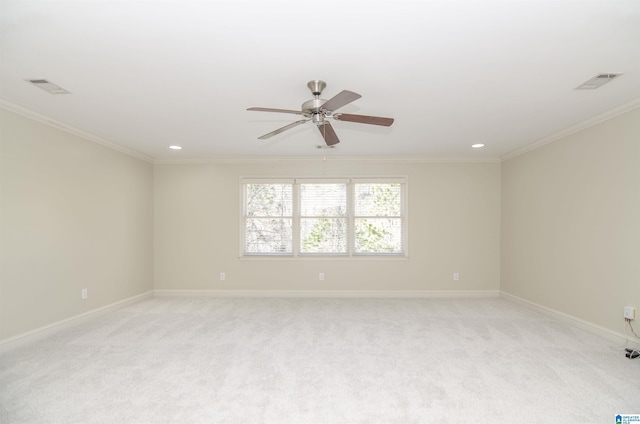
[241,177,408,258]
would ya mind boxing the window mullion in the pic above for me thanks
[241,183,247,256]
[402,182,407,255]
[347,181,355,256]
[292,181,300,257]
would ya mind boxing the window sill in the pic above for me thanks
[238,255,409,261]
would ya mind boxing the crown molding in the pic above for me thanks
[152,156,501,165]
[501,97,640,162]
[1,99,498,165]
[8,94,637,166]
[0,99,500,165]
[0,98,154,163]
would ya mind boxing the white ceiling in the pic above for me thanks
[1,0,639,162]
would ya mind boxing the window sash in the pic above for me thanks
[243,182,293,254]
[352,182,404,255]
[299,182,348,254]
[354,217,403,254]
[244,217,293,255]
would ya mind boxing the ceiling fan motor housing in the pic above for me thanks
[301,98,328,122]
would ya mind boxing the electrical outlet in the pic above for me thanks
[319,273,325,281]
[219,272,226,281]
[453,273,460,281]
[624,306,636,320]
[81,288,88,300]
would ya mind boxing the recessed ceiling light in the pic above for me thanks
[472,143,485,148]
[169,145,182,150]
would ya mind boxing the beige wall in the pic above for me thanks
[154,161,501,292]
[0,109,154,340]
[13,103,637,342]
[501,107,640,334]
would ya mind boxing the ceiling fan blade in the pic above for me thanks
[334,113,394,127]
[320,90,361,112]
[257,119,308,139]
[318,122,340,146]
[247,107,303,115]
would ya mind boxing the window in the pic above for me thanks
[244,182,293,254]
[242,178,406,257]
[354,183,403,254]
[300,183,347,254]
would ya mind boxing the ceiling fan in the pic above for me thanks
[247,80,394,146]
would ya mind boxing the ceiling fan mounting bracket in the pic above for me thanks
[307,80,326,97]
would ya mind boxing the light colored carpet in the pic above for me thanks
[1,297,639,423]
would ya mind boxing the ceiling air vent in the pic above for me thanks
[575,73,623,90]
[26,79,71,94]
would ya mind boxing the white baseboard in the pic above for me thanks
[0,291,154,353]
[153,289,500,298]
[500,291,640,348]
[5,289,637,353]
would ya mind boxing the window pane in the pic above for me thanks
[300,218,347,253]
[300,184,346,217]
[245,218,292,253]
[355,218,402,253]
[246,184,292,217]
[355,183,401,216]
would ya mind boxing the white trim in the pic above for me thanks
[4,94,637,166]
[8,290,634,354]
[0,291,154,353]
[500,291,640,348]
[0,98,154,163]
[241,178,295,184]
[501,98,640,161]
[296,177,350,184]
[237,255,409,261]
[241,175,410,181]
[153,156,502,165]
[153,289,500,298]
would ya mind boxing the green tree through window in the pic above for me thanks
[355,183,402,253]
